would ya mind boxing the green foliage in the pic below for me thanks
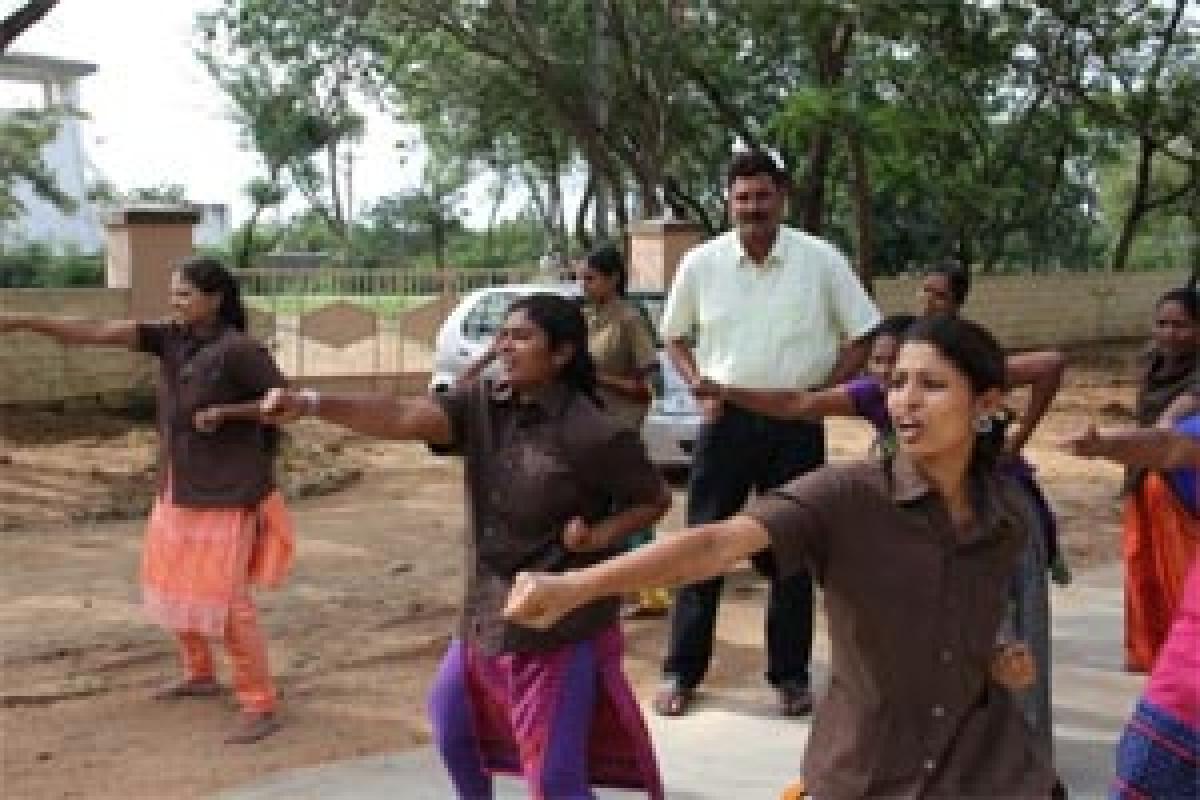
[0,109,74,222]
[197,0,1199,276]
[0,242,103,288]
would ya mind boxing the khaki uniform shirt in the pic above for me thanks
[582,296,658,430]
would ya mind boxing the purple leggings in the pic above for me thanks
[428,638,599,800]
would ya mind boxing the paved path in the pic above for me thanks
[220,564,1141,799]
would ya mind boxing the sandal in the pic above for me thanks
[225,712,281,745]
[152,678,223,700]
[653,678,694,717]
[776,683,813,717]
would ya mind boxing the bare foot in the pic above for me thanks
[225,712,281,745]
[152,678,223,701]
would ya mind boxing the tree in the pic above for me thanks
[0,110,73,222]
[196,0,373,243]
[1,1,72,222]
[1028,0,1199,270]
[0,0,60,53]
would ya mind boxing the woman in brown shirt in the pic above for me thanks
[579,244,671,617]
[505,315,1063,798]
[256,293,671,799]
[0,257,292,744]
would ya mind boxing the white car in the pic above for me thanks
[429,283,701,475]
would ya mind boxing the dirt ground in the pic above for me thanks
[0,344,1141,800]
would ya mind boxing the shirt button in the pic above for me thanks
[932,705,945,718]
[924,758,937,772]
[941,649,953,663]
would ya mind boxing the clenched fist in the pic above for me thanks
[503,571,585,630]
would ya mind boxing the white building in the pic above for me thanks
[0,52,104,253]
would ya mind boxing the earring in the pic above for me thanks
[974,414,995,434]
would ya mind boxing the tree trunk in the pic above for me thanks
[575,174,595,250]
[0,0,59,52]
[1112,136,1155,272]
[327,141,346,240]
[798,21,854,235]
[847,130,874,293]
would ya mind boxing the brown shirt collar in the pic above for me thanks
[491,379,571,419]
[888,453,1019,542]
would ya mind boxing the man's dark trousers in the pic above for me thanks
[663,404,823,690]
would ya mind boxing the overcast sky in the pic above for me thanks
[3,0,441,224]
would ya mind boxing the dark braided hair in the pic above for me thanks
[900,315,1010,473]
[505,293,600,403]
[177,256,247,332]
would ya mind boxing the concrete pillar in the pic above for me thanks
[627,219,707,292]
[104,206,200,319]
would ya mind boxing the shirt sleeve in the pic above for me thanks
[741,467,848,582]
[625,310,659,372]
[227,338,288,397]
[581,427,666,508]
[825,251,881,341]
[134,320,173,357]
[430,383,475,455]
[660,251,699,342]
[845,376,890,433]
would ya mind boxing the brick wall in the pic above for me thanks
[0,288,154,407]
[871,269,1189,349]
[1,269,1190,406]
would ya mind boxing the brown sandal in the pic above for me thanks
[152,678,224,700]
[653,679,694,717]
[225,712,281,744]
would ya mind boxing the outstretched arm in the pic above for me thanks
[258,387,453,445]
[505,514,768,629]
[0,313,139,348]
[1061,426,1200,470]
[1005,350,1066,453]
[720,385,857,421]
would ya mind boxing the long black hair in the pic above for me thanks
[900,315,1010,472]
[177,256,247,332]
[585,243,628,296]
[506,293,599,402]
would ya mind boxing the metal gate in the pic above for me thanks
[237,265,538,392]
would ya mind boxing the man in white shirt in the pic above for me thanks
[656,150,881,718]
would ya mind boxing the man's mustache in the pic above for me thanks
[736,211,769,223]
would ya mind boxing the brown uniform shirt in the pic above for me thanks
[743,454,1057,799]
[436,379,666,654]
[582,297,658,430]
[136,322,286,508]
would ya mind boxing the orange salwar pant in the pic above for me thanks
[176,588,275,713]
[1123,472,1200,672]
[142,485,294,714]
